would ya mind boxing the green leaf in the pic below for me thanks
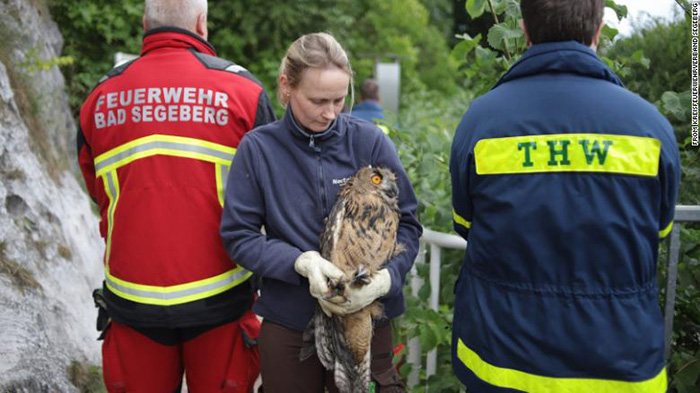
[450,34,482,62]
[466,0,486,19]
[601,24,619,41]
[629,50,649,68]
[491,0,508,15]
[661,91,683,120]
[673,358,700,393]
[419,324,439,349]
[605,0,628,22]
[418,282,431,301]
[487,23,523,51]
[504,0,521,21]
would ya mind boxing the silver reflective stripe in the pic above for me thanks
[95,141,234,172]
[225,64,247,74]
[220,164,229,191]
[106,268,251,301]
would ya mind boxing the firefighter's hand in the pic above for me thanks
[294,251,345,300]
[318,269,391,316]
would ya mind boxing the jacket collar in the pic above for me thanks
[284,105,342,150]
[494,41,623,89]
[141,27,216,57]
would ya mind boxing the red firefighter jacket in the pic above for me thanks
[78,27,275,327]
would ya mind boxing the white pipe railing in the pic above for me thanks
[407,229,465,387]
[406,206,700,390]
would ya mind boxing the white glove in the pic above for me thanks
[318,269,391,316]
[294,251,345,300]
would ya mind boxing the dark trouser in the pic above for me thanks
[259,319,405,393]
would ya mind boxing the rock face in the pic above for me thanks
[0,0,104,391]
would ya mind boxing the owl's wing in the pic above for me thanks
[320,194,348,260]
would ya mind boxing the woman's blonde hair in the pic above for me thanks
[278,32,354,107]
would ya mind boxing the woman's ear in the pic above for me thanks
[279,74,290,96]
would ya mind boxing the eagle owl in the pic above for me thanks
[303,165,404,393]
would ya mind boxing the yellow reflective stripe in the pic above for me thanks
[474,134,661,177]
[659,221,673,238]
[94,134,236,177]
[453,208,472,229]
[377,124,390,135]
[102,170,120,266]
[457,339,666,393]
[105,265,253,306]
[216,164,229,208]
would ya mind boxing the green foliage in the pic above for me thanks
[49,0,144,114]
[17,46,74,73]
[51,0,458,117]
[390,90,471,391]
[67,360,106,393]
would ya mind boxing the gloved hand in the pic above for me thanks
[318,269,391,316]
[294,251,345,300]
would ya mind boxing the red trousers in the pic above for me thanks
[102,312,260,393]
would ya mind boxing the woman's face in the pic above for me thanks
[283,67,350,133]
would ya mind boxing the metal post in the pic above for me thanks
[426,244,442,378]
[407,242,426,387]
[663,224,682,361]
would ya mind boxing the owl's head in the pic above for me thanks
[350,166,399,203]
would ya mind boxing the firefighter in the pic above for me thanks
[77,0,275,391]
[449,0,681,392]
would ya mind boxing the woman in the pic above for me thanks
[220,32,421,392]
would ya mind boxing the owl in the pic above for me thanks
[302,165,404,393]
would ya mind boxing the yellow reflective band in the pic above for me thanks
[216,164,229,208]
[102,170,120,266]
[474,134,661,177]
[377,124,390,135]
[453,208,472,229]
[659,221,673,239]
[457,339,667,393]
[105,265,253,306]
[94,134,236,177]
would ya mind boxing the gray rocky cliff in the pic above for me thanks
[0,0,104,391]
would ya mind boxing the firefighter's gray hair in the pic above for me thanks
[144,0,207,31]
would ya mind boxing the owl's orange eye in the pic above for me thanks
[372,174,382,184]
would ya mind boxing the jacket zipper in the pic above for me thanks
[309,136,328,216]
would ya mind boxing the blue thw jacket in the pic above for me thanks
[221,107,422,331]
[450,42,680,392]
[351,100,385,123]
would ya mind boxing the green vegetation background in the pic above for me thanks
[45,0,698,391]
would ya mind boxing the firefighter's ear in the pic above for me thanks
[520,19,532,48]
[142,14,147,32]
[195,12,208,40]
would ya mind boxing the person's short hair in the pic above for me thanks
[278,32,354,107]
[359,79,379,101]
[520,0,604,46]
[144,0,207,31]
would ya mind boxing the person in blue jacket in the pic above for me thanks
[449,1,681,392]
[351,79,385,123]
[220,32,422,392]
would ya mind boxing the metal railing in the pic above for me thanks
[406,205,700,388]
